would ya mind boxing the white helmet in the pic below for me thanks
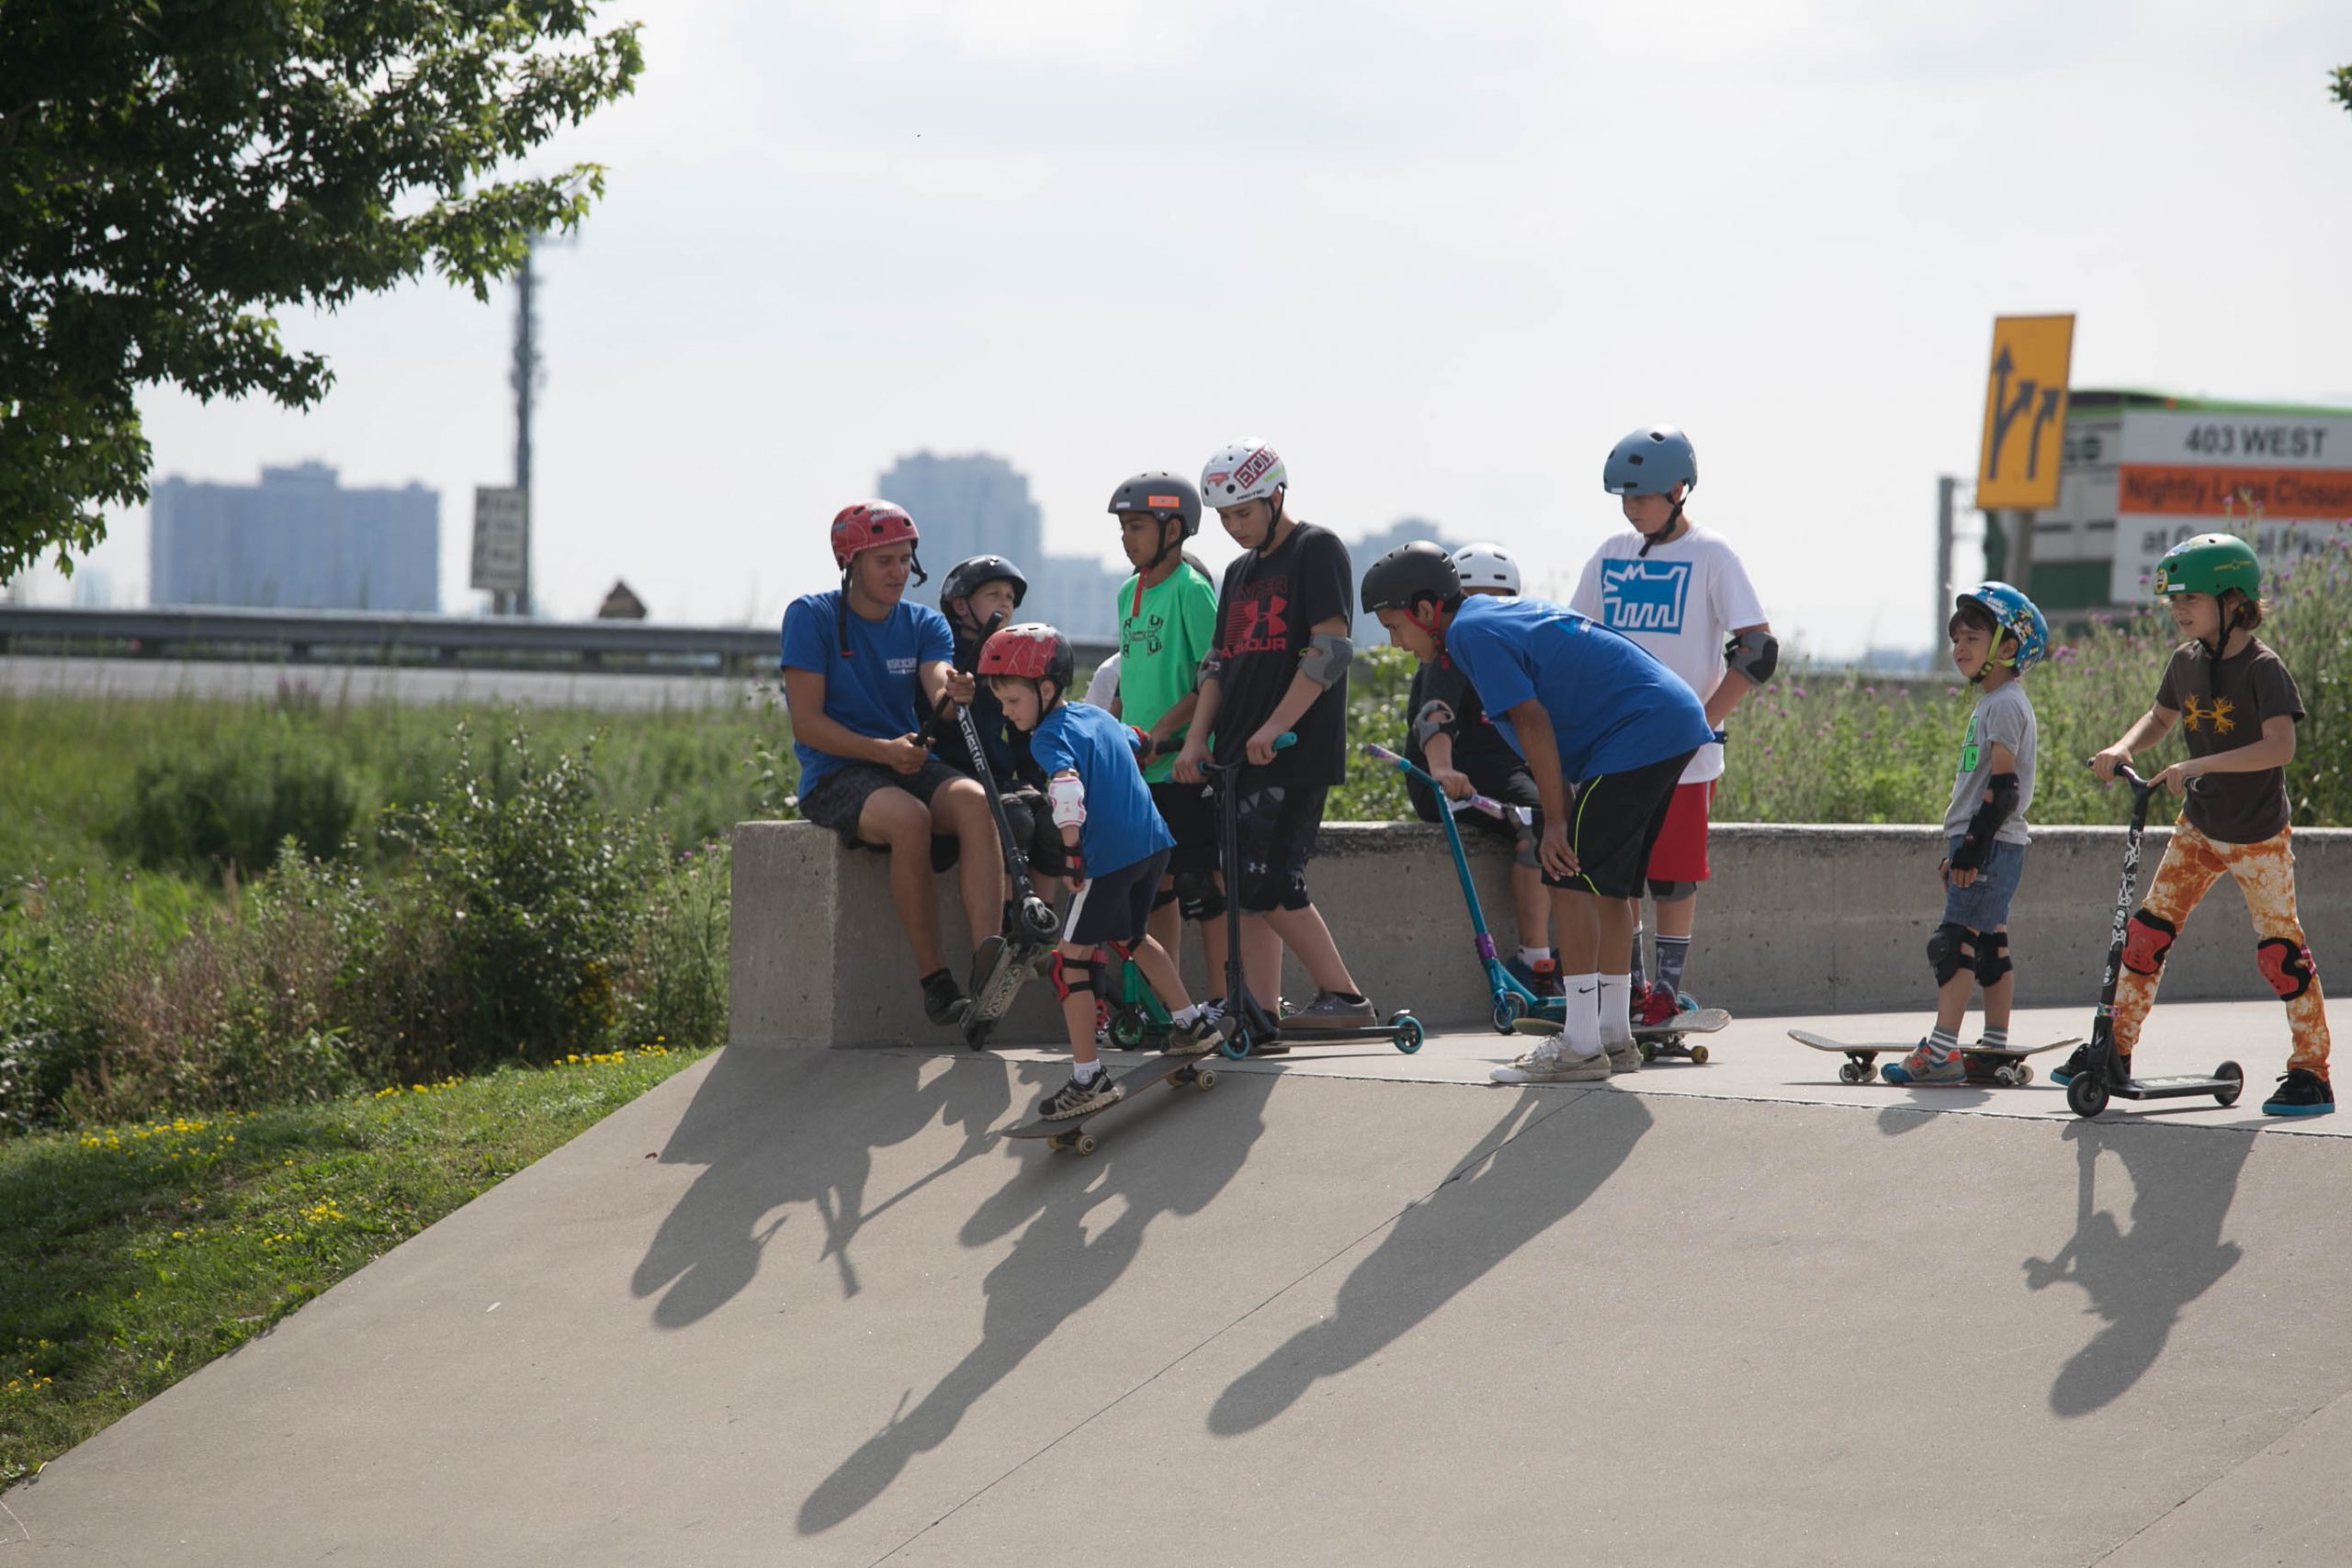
[1452,541,1521,594]
[1200,439,1287,508]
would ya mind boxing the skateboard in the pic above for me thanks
[1789,1029,2083,1087]
[1510,1006,1731,1064]
[1002,1053,1220,1156]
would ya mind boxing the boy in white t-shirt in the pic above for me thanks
[1570,425,1776,1024]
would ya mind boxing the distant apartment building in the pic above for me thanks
[876,451,1120,641]
[1346,516,1462,648]
[151,462,439,612]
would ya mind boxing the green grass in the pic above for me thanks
[0,1042,708,1485]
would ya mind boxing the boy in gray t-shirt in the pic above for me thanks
[1885,583,2048,1086]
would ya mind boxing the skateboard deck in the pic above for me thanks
[1790,1029,2082,1087]
[1002,1054,1220,1156]
[1510,1007,1732,1066]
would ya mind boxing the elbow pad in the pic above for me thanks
[1047,771,1087,829]
[1724,628,1779,684]
[1951,772,2019,870]
[1298,633,1353,689]
[1195,649,1225,688]
[1411,699,1455,751]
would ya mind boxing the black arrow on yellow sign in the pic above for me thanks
[1986,344,2039,480]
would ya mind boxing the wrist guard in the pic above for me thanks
[1950,772,2020,871]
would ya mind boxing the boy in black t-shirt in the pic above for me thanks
[1172,438,1374,1031]
[931,554,1066,888]
[1404,543,1555,996]
[2073,534,2332,1116]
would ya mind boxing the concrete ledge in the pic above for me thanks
[729,818,2352,1047]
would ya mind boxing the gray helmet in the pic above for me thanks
[1603,426,1698,496]
[1107,472,1202,538]
[1361,540,1462,615]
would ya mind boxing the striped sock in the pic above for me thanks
[1655,935,1691,998]
[1977,1026,2009,1051]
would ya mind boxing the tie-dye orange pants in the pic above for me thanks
[2112,818,2331,1074]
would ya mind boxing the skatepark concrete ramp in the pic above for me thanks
[10,1011,2350,1566]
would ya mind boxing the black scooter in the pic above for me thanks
[948,674,1059,1051]
[2064,764,2244,1118]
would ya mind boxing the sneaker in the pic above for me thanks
[2051,1044,2129,1087]
[2262,1067,2335,1117]
[1503,954,1563,998]
[1491,1043,1612,1084]
[921,968,967,1028]
[1283,990,1377,1032]
[1604,1038,1643,1074]
[1163,1011,1221,1056]
[1633,982,1680,1028]
[1882,1043,1966,1086]
[1036,1069,1125,1121]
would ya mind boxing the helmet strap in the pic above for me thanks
[1255,489,1290,557]
[1636,496,1688,558]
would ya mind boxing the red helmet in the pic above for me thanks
[977,622,1075,690]
[830,500,920,570]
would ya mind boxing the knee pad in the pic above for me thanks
[1646,879,1698,900]
[2257,937,2316,1001]
[1514,837,1540,871]
[2122,909,2177,976]
[1049,952,1097,1001]
[1928,921,1976,985]
[1974,929,2011,987]
[1152,886,1181,911]
[1173,870,1225,924]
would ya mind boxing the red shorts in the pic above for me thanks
[1643,780,1713,883]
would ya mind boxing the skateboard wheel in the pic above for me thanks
[1838,1062,1865,1085]
[2215,1061,2244,1108]
[2017,1065,2034,1086]
[2066,1071,2110,1119]
[1046,1134,1070,1153]
[1491,993,1527,1034]
[1690,1043,1709,1066]
[1393,1015,1424,1055]
[1073,1134,1099,1156]
[1638,1042,1657,1064]
[1195,1068,1217,1091]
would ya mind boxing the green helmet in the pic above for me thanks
[2151,534,2261,599]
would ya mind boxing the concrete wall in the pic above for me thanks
[729,818,2352,1048]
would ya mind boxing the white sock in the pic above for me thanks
[1562,975,1602,1055]
[1171,1003,1203,1026]
[1518,945,1550,969]
[1073,1060,1102,1083]
[1598,974,1633,1047]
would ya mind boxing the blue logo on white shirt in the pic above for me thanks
[1600,559,1691,634]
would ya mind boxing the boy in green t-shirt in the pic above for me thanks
[1107,471,1228,1010]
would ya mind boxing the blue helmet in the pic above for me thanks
[1603,426,1698,496]
[1958,581,2049,673]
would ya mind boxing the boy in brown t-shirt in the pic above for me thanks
[2071,534,2332,1116]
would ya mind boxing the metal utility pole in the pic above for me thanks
[506,237,542,617]
[1935,475,1957,657]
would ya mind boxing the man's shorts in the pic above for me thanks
[1942,836,2026,931]
[1643,780,1713,885]
[1232,774,1329,914]
[1408,752,1543,850]
[797,758,968,852]
[1149,778,1219,880]
[1544,750,1698,900]
[1065,847,1173,946]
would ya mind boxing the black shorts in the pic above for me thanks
[797,758,968,851]
[1149,778,1219,880]
[1065,847,1172,946]
[1231,774,1328,914]
[1544,750,1698,900]
[1407,752,1543,848]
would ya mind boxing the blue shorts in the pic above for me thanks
[1942,837,2026,931]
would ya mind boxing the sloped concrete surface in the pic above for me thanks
[6,1005,2348,1565]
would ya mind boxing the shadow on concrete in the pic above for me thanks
[796,1058,1270,1536]
[2022,1119,2255,1417]
[1205,1087,1651,1437]
[631,1048,1012,1325]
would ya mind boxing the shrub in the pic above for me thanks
[108,716,365,875]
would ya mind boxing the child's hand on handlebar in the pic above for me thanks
[1434,767,1473,801]
[2087,746,2129,784]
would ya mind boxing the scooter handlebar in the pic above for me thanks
[1360,741,1515,821]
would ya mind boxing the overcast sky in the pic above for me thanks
[20,0,2352,659]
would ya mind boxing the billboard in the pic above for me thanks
[2108,411,2352,599]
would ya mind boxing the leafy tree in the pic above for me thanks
[0,0,642,581]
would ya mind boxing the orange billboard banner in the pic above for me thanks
[2115,465,2352,519]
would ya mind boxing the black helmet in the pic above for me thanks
[1107,472,1203,539]
[1361,540,1462,615]
[939,555,1028,617]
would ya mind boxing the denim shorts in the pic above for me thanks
[1942,836,2026,931]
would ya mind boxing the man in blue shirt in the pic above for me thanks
[1363,541,1712,1084]
[781,501,1003,1027]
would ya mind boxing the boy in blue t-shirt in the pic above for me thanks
[979,621,1222,1120]
[780,501,1004,1028]
[1363,541,1713,1085]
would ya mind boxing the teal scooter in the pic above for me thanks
[1362,743,1560,1034]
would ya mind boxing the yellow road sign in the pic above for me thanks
[1976,315,2075,510]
